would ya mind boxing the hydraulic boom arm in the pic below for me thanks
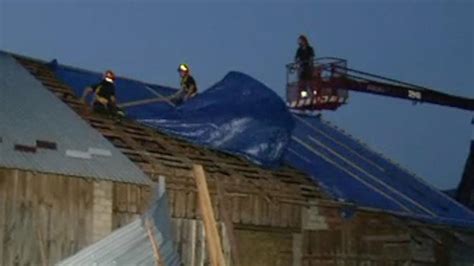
[329,66,474,111]
[286,57,474,111]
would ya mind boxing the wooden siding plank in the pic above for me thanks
[193,165,226,266]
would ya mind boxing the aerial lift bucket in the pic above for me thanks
[286,57,349,111]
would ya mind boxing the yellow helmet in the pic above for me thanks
[178,63,190,73]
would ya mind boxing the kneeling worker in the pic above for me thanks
[171,63,198,104]
[81,70,124,118]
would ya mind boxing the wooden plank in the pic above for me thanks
[0,169,6,263]
[145,218,164,266]
[251,195,261,225]
[173,219,182,257]
[6,169,20,266]
[197,221,206,266]
[48,173,62,264]
[168,189,177,217]
[175,191,187,218]
[182,219,190,265]
[240,194,252,225]
[27,173,40,264]
[186,191,196,219]
[193,165,226,266]
[293,233,303,266]
[189,220,197,266]
[18,171,31,265]
[231,196,241,224]
[139,185,152,213]
[219,223,231,266]
[280,203,291,228]
[116,183,128,212]
[84,179,94,245]
[68,176,80,253]
[128,184,138,213]
[215,180,241,266]
[260,196,270,226]
[270,201,281,227]
[38,174,50,263]
[35,219,48,266]
[118,96,169,108]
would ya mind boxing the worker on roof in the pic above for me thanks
[81,70,124,119]
[295,35,315,98]
[170,63,198,104]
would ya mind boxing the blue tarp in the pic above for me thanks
[51,62,474,228]
[138,72,294,167]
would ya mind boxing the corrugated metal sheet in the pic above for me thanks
[57,178,181,266]
[0,52,151,185]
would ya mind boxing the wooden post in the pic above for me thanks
[118,97,168,108]
[193,164,226,266]
[145,218,164,266]
[215,179,241,266]
[118,86,176,108]
[35,224,48,266]
[292,233,303,266]
[144,85,177,107]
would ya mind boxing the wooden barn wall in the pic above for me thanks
[0,168,95,265]
[236,228,294,266]
[172,218,232,266]
[111,182,152,228]
[300,212,441,266]
[0,168,152,265]
[166,185,303,229]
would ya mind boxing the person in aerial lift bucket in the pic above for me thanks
[170,63,198,105]
[81,70,125,119]
[295,35,315,99]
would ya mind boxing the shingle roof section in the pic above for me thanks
[0,52,151,185]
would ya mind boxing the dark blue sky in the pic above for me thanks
[1,0,472,189]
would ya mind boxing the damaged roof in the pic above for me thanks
[5,50,474,229]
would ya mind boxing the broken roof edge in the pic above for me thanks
[4,50,176,90]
